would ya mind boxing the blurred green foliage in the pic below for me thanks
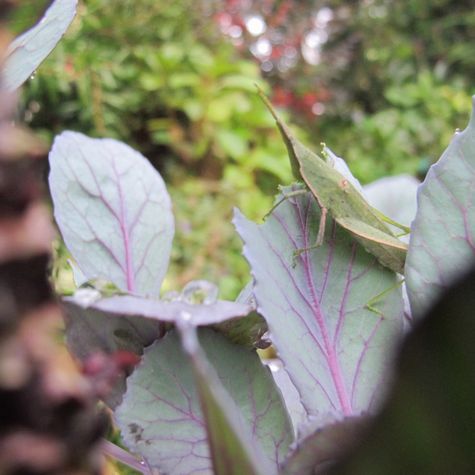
[321,70,471,182]
[18,0,294,299]
[216,1,474,181]
[313,0,474,181]
[13,0,475,299]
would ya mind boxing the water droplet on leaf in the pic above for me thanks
[162,290,181,302]
[73,287,101,307]
[181,280,218,305]
[180,311,192,321]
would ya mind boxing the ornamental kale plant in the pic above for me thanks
[5,1,475,474]
[45,100,475,474]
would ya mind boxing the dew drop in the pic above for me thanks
[180,311,192,321]
[73,287,101,307]
[162,290,181,302]
[454,127,461,134]
[181,280,218,305]
[267,361,281,373]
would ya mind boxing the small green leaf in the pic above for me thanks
[214,281,268,348]
[220,75,260,92]
[207,97,233,122]
[216,129,248,159]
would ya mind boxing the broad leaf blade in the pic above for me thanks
[116,329,293,474]
[90,295,252,326]
[363,175,419,233]
[234,188,403,421]
[62,300,161,408]
[330,268,475,474]
[406,98,475,317]
[177,324,275,475]
[265,360,307,433]
[2,0,78,92]
[49,131,174,296]
[65,292,267,347]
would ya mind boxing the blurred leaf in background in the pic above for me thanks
[213,0,474,180]
[14,0,475,299]
[17,0,294,299]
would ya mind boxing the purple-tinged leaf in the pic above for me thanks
[62,300,161,408]
[64,290,266,347]
[176,322,275,475]
[234,189,404,423]
[406,98,475,318]
[215,281,269,348]
[364,175,419,243]
[363,175,419,324]
[280,417,366,475]
[265,359,307,434]
[329,268,475,474]
[87,294,252,326]
[2,0,78,92]
[116,329,293,475]
[49,132,174,296]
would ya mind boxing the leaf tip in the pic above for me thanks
[232,207,246,227]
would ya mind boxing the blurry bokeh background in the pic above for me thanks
[9,0,475,300]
